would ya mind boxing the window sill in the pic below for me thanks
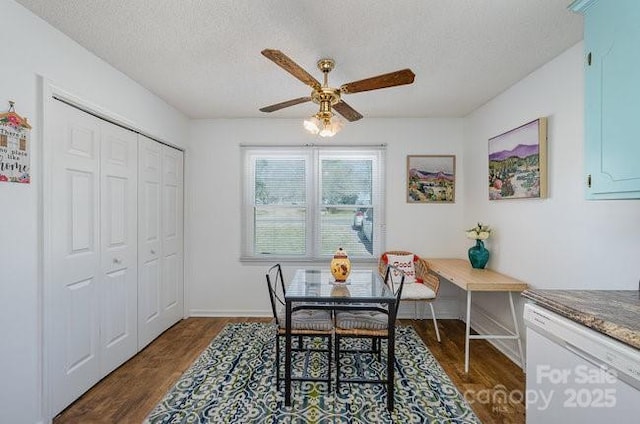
[240,256,378,266]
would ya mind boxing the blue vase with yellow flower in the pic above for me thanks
[466,222,492,269]
[468,239,490,269]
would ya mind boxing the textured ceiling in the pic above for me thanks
[16,0,583,119]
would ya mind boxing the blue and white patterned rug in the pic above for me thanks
[145,323,479,423]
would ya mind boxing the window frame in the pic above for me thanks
[241,145,385,263]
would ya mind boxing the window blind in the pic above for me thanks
[241,145,385,261]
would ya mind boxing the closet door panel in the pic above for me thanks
[162,253,178,309]
[140,259,160,319]
[49,101,101,416]
[65,278,96,371]
[138,136,164,349]
[100,123,138,375]
[68,170,96,261]
[161,148,184,327]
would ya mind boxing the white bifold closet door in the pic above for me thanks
[49,100,138,415]
[138,135,184,350]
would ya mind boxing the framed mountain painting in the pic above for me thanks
[407,155,455,203]
[488,117,547,200]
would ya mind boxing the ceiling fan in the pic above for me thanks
[259,49,415,137]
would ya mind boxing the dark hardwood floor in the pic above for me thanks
[53,318,524,423]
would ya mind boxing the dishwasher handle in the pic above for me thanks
[565,341,616,376]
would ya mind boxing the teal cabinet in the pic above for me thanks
[572,0,640,199]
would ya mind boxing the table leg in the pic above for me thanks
[465,290,472,373]
[285,301,292,406]
[508,291,525,368]
[387,307,395,411]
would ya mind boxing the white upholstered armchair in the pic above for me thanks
[378,251,441,342]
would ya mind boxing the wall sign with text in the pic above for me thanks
[0,102,31,184]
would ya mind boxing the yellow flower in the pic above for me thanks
[466,222,492,240]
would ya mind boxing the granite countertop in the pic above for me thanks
[522,289,640,350]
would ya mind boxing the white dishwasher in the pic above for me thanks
[524,303,640,423]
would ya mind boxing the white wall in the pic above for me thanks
[463,42,640,363]
[5,2,639,420]
[186,118,466,317]
[0,2,188,423]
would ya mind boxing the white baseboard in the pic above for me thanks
[396,295,460,319]
[467,304,524,369]
[189,309,272,317]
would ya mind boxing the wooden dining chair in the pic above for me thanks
[379,251,441,342]
[333,265,404,390]
[265,264,334,389]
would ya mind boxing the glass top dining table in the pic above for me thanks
[285,269,396,303]
[283,268,398,411]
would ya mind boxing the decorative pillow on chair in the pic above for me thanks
[276,308,333,331]
[335,310,389,330]
[382,253,422,284]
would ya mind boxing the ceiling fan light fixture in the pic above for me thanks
[303,111,343,138]
[305,108,343,138]
[318,124,336,137]
[303,116,321,134]
[319,115,344,138]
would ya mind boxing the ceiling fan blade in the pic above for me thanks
[333,100,363,122]
[259,97,312,113]
[261,49,321,90]
[340,69,415,94]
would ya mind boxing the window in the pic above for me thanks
[242,145,385,261]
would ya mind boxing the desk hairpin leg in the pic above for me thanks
[508,291,525,368]
[464,290,525,373]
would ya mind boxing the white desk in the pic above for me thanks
[425,258,528,373]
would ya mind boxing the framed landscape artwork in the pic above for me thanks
[407,155,455,203]
[488,117,547,200]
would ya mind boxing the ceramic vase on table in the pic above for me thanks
[330,247,351,282]
[468,240,489,269]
